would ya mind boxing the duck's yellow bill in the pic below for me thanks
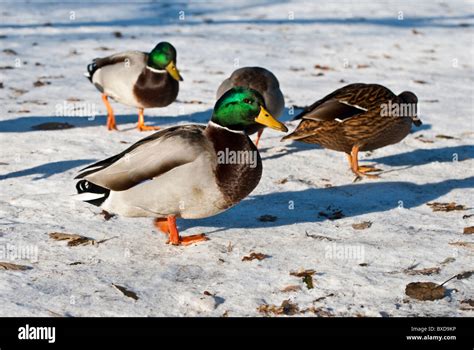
[166,61,183,81]
[255,106,288,132]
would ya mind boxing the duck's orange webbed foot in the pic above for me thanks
[155,216,208,246]
[137,108,160,131]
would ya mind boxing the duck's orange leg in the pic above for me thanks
[137,108,160,131]
[254,129,264,147]
[350,145,380,180]
[101,94,118,131]
[153,218,169,235]
[160,216,208,246]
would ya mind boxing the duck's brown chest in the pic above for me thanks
[133,69,179,108]
[205,125,262,208]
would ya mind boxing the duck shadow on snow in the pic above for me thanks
[181,176,474,233]
[0,159,94,180]
[0,109,213,133]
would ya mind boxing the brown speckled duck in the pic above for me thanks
[85,42,183,131]
[282,83,421,179]
[217,67,285,146]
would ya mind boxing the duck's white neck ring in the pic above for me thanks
[146,66,166,73]
[208,121,246,135]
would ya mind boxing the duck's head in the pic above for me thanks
[211,87,288,134]
[147,42,183,81]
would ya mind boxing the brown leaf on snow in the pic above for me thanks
[404,267,440,276]
[436,134,458,140]
[242,252,269,261]
[356,64,370,69]
[463,226,474,234]
[413,79,428,84]
[415,134,434,143]
[405,282,446,301]
[257,299,299,316]
[449,241,474,251]
[100,210,115,221]
[49,232,96,246]
[352,221,372,230]
[314,64,333,71]
[460,299,474,309]
[427,202,466,212]
[290,269,316,289]
[281,285,302,293]
[0,262,31,271]
[112,284,138,300]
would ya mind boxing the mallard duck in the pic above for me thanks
[85,42,183,131]
[216,67,284,146]
[75,87,288,246]
[282,83,421,179]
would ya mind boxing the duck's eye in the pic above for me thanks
[243,99,253,104]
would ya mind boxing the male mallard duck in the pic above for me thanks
[85,42,183,131]
[282,83,421,179]
[216,67,284,146]
[75,87,288,246]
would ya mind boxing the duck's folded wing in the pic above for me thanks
[86,51,146,81]
[75,125,207,191]
[300,99,367,122]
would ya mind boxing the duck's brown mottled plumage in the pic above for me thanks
[283,83,421,178]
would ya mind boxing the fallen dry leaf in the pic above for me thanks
[257,299,299,316]
[290,269,316,289]
[0,262,31,271]
[242,252,269,261]
[281,285,302,293]
[436,134,458,140]
[112,284,138,300]
[100,210,115,221]
[460,299,474,308]
[463,226,474,234]
[449,241,474,251]
[356,64,370,69]
[352,221,372,230]
[412,29,424,35]
[305,231,336,241]
[413,79,428,84]
[463,214,474,219]
[405,282,446,301]
[404,267,440,276]
[415,134,434,143]
[427,202,466,212]
[49,232,96,246]
[32,122,74,131]
[314,64,333,71]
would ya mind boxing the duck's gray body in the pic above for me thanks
[86,51,179,109]
[75,124,262,219]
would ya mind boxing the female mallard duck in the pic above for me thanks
[282,83,421,180]
[85,42,183,131]
[216,67,285,146]
[75,87,288,246]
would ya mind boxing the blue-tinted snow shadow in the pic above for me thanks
[0,159,94,180]
[0,109,212,133]
[181,176,474,232]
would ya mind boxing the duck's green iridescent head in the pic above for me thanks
[147,42,183,81]
[211,87,288,133]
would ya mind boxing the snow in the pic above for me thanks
[0,0,473,317]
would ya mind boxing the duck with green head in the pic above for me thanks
[85,42,183,131]
[75,87,288,246]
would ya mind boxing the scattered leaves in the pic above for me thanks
[242,252,269,261]
[258,214,277,222]
[352,221,372,230]
[405,282,446,301]
[49,232,96,246]
[413,79,428,84]
[112,284,138,300]
[404,267,440,276]
[463,226,474,234]
[32,122,74,130]
[427,202,466,212]
[257,299,299,316]
[0,262,31,271]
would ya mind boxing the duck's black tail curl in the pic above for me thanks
[75,180,110,207]
[84,60,99,82]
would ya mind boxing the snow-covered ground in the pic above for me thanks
[0,0,473,316]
